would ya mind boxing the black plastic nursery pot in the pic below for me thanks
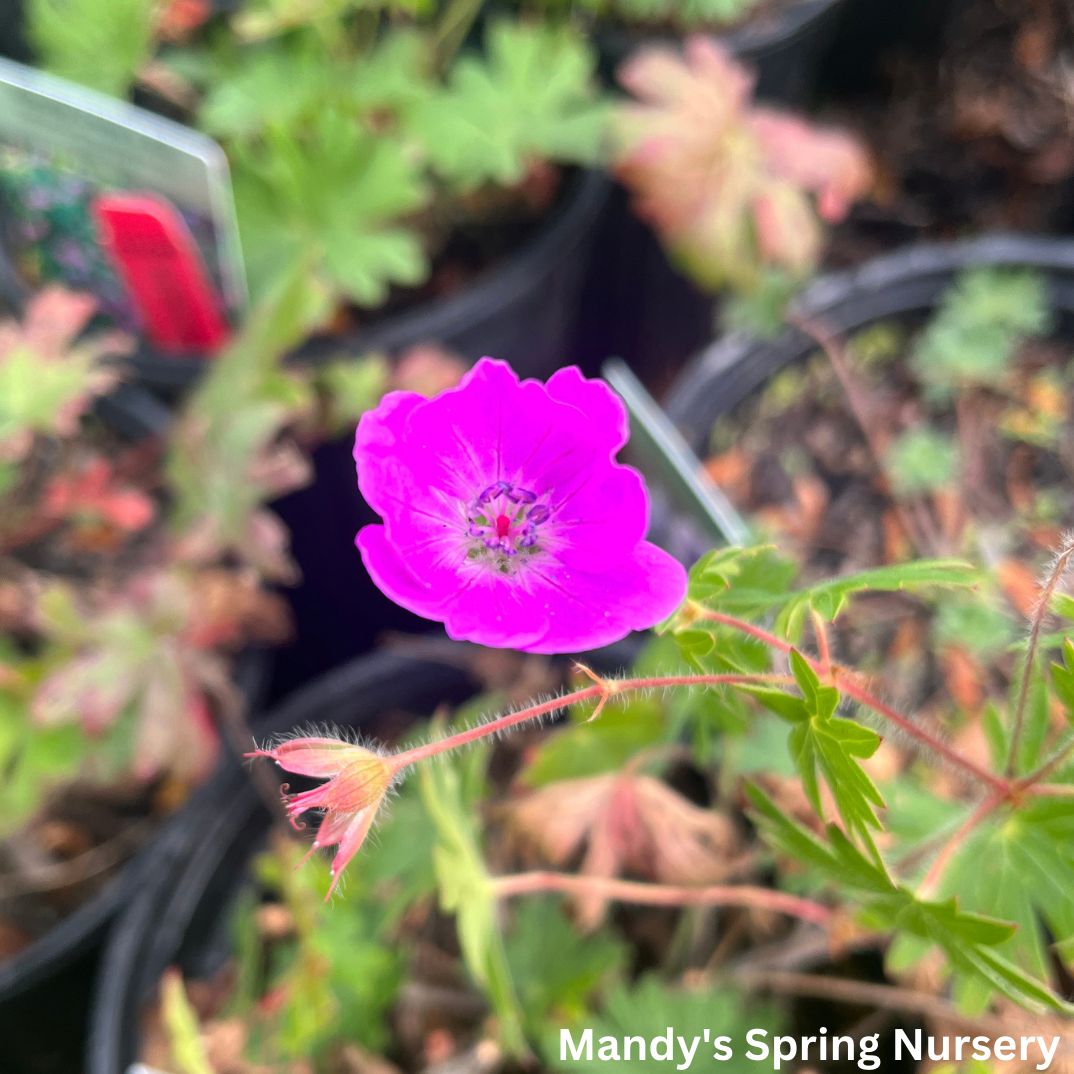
[662,234,1074,456]
[594,0,847,105]
[723,0,847,105]
[86,638,641,1074]
[0,650,272,1074]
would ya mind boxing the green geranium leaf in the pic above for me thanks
[29,0,154,98]
[506,897,626,1038]
[740,653,883,844]
[413,22,610,190]
[419,745,528,1058]
[747,785,1072,1013]
[233,109,428,305]
[886,427,958,495]
[546,974,781,1072]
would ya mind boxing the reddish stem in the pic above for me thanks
[1006,536,1074,776]
[491,871,833,927]
[390,673,791,769]
[695,608,1010,794]
[792,314,943,557]
[811,607,833,681]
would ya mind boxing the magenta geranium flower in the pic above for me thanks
[353,359,687,653]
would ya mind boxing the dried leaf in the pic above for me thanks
[509,772,738,928]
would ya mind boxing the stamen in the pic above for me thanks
[506,487,536,504]
[528,505,551,524]
[478,481,512,505]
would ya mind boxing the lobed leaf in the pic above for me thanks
[738,652,884,843]
[413,22,610,191]
[546,973,781,1072]
[747,785,1072,1012]
[773,559,979,640]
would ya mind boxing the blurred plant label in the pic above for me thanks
[0,56,246,313]
[602,358,750,550]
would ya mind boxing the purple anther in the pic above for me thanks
[468,523,485,537]
[484,537,501,550]
[507,487,537,504]
[478,481,512,505]
[519,532,538,548]
[527,504,551,524]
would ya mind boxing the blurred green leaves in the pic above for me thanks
[913,268,1051,393]
[28,0,155,97]
[412,22,609,190]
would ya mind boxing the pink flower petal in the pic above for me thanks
[356,524,455,620]
[354,390,429,516]
[520,540,688,654]
[327,806,378,897]
[543,461,649,570]
[545,365,629,456]
[440,570,551,650]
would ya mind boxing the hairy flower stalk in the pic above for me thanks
[691,604,1011,794]
[253,671,785,895]
[253,639,1064,896]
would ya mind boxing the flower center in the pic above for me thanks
[464,480,550,570]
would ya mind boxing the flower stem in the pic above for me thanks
[1005,535,1074,776]
[390,673,792,770]
[490,871,834,926]
[694,608,1010,794]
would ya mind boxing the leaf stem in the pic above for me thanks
[694,608,1010,794]
[1005,534,1074,776]
[390,673,792,770]
[810,607,833,681]
[490,871,833,926]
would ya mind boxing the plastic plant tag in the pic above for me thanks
[602,358,751,549]
[0,56,246,318]
[94,193,231,354]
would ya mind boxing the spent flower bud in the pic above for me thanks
[250,737,398,897]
